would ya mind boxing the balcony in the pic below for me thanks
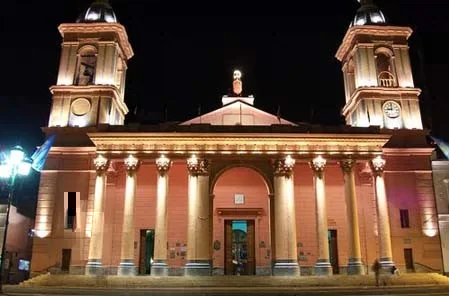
[378,71,396,88]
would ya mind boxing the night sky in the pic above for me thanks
[1,0,449,155]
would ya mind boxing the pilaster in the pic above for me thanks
[151,155,172,276]
[272,156,300,276]
[86,155,109,275]
[340,159,364,275]
[118,155,140,276]
[184,156,212,276]
[310,156,332,276]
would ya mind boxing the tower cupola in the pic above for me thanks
[351,0,386,27]
[77,0,117,24]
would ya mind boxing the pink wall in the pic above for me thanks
[32,152,443,273]
[7,206,34,257]
[212,167,270,268]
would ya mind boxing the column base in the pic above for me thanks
[85,259,104,275]
[117,259,137,276]
[314,259,332,276]
[347,258,364,275]
[272,260,300,276]
[380,257,394,272]
[151,260,169,276]
[184,260,212,276]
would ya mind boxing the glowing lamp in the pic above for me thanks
[0,144,31,292]
[0,163,11,179]
[285,155,295,167]
[188,154,198,166]
[18,158,32,176]
[10,145,25,165]
[233,70,242,80]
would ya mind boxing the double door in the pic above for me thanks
[224,220,255,275]
[139,229,155,274]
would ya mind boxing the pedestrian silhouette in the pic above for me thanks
[372,259,381,286]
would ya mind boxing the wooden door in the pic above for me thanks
[246,220,255,275]
[224,221,233,275]
[61,249,71,272]
[404,248,414,271]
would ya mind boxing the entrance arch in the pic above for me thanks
[211,166,272,275]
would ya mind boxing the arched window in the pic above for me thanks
[74,46,97,86]
[375,47,396,87]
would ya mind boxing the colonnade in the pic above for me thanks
[85,154,393,276]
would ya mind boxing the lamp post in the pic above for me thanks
[0,145,32,293]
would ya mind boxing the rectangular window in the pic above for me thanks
[64,192,79,230]
[400,209,410,228]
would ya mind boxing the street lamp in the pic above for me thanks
[0,145,31,292]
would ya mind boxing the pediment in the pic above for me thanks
[180,100,296,126]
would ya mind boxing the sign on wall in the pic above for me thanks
[234,193,245,205]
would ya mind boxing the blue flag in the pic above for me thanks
[31,134,56,172]
[431,136,449,160]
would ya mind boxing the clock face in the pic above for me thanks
[383,101,401,119]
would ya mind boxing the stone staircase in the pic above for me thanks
[18,273,449,288]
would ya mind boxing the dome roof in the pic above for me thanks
[351,0,386,27]
[77,0,117,24]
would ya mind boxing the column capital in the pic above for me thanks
[309,155,326,175]
[187,155,209,176]
[370,156,386,176]
[94,154,109,174]
[340,158,355,173]
[155,155,172,175]
[273,155,295,177]
[124,155,140,173]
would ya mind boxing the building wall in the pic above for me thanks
[432,160,449,274]
[212,167,270,271]
[31,151,443,274]
[385,153,442,272]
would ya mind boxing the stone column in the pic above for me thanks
[184,155,211,276]
[340,159,363,275]
[310,156,332,276]
[86,155,109,275]
[118,155,140,276]
[151,155,172,276]
[371,156,394,269]
[273,155,300,276]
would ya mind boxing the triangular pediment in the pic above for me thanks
[181,100,296,126]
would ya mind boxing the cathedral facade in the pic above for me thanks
[31,0,442,276]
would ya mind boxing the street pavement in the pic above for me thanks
[3,285,449,296]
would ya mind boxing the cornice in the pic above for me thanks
[382,147,434,156]
[49,85,129,114]
[342,87,421,116]
[58,23,134,60]
[336,25,413,62]
[48,146,97,155]
[87,132,390,158]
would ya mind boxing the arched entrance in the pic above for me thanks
[211,166,272,275]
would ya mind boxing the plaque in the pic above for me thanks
[234,193,244,205]
[213,240,221,250]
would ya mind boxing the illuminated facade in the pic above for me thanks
[431,151,449,275]
[31,0,442,276]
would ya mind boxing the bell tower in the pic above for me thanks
[336,0,423,130]
[48,0,134,128]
